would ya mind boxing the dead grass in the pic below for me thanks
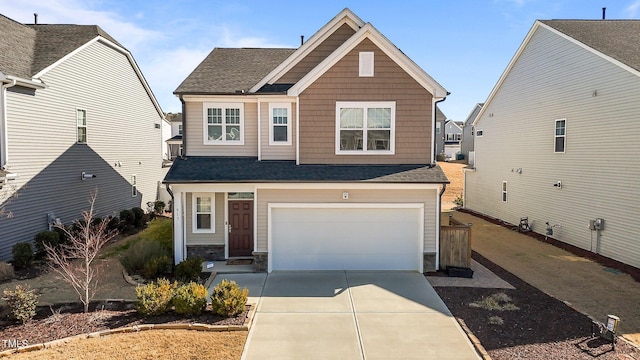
[437,161,465,203]
[469,292,520,311]
[8,330,247,360]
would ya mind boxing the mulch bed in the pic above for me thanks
[434,252,640,359]
[457,208,640,283]
[0,301,250,348]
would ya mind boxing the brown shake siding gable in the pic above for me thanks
[298,38,433,165]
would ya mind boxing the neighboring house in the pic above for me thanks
[464,19,640,269]
[0,15,166,260]
[460,103,483,165]
[434,105,446,158]
[164,112,183,164]
[443,120,463,160]
[165,8,449,272]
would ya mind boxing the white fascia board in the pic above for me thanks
[249,8,365,93]
[33,36,165,119]
[287,23,448,98]
[168,182,442,193]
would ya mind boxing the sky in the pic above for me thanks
[3,0,640,122]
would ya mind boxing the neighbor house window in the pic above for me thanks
[502,181,508,202]
[192,193,214,233]
[131,175,137,197]
[554,119,566,153]
[269,103,292,145]
[76,109,87,143]
[178,124,183,135]
[475,129,483,137]
[203,103,244,145]
[359,52,374,77]
[436,122,441,134]
[336,101,395,154]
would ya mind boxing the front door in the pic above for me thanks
[228,200,253,257]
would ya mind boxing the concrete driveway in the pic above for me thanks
[214,271,479,360]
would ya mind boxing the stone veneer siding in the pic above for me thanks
[423,252,437,273]
[187,245,225,261]
[253,251,268,272]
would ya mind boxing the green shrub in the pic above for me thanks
[154,201,166,215]
[210,279,248,317]
[2,285,39,323]
[172,282,207,316]
[52,226,69,245]
[119,209,135,233]
[131,207,145,228]
[120,239,170,275]
[175,257,203,282]
[135,278,177,316]
[106,215,120,233]
[34,230,61,257]
[11,242,33,270]
[143,255,170,280]
[140,218,172,251]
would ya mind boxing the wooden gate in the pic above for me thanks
[440,217,471,269]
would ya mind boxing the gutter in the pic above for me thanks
[1,79,17,170]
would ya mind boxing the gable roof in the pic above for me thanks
[474,19,640,126]
[174,48,295,94]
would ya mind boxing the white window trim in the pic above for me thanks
[502,181,508,203]
[335,101,395,155]
[192,193,215,233]
[359,51,374,77]
[475,129,483,137]
[202,102,245,145]
[131,175,137,197]
[178,124,183,136]
[76,108,87,144]
[268,103,292,146]
[554,118,566,153]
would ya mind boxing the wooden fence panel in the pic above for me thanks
[440,220,471,269]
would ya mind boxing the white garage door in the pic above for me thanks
[270,205,422,271]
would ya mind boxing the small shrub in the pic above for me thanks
[106,215,120,233]
[135,278,177,316]
[2,285,39,323]
[488,315,504,325]
[52,226,69,245]
[453,194,464,207]
[210,279,248,317]
[119,209,135,233]
[175,257,203,282]
[469,292,520,311]
[173,282,207,316]
[0,262,15,281]
[154,201,166,215]
[120,239,170,275]
[143,255,170,280]
[131,207,145,228]
[11,242,34,270]
[34,230,61,257]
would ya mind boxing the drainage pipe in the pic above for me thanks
[1,79,16,170]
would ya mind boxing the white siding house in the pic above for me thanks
[464,20,640,269]
[0,15,166,260]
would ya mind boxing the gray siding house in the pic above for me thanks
[0,15,166,260]
[460,103,483,165]
[465,20,640,269]
[434,105,446,158]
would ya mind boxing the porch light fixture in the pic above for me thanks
[342,192,349,200]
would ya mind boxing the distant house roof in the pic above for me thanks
[541,20,640,72]
[165,113,182,122]
[0,14,124,79]
[174,48,296,95]
[164,157,449,184]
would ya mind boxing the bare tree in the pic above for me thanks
[45,191,116,313]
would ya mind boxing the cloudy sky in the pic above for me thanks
[3,0,639,121]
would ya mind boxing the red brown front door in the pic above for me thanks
[228,200,253,257]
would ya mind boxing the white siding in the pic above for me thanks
[465,26,640,268]
[0,40,166,260]
[260,101,296,160]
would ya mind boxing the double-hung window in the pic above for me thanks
[77,109,87,143]
[502,181,508,202]
[336,101,395,154]
[269,103,292,145]
[203,103,244,145]
[554,119,566,153]
[192,193,214,233]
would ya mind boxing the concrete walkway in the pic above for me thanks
[452,210,640,346]
[214,271,479,360]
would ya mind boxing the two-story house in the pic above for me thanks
[443,120,463,160]
[460,103,483,165]
[434,105,447,159]
[465,20,640,269]
[164,112,183,165]
[165,8,449,272]
[0,14,166,260]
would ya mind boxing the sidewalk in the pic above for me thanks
[452,210,640,346]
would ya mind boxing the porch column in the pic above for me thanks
[173,190,186,264]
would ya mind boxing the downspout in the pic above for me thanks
[179,95,186,158]
[436,183,447,271]
[1,80,17,170]
[166,185,175,264]
[433,93,449,271]
[432,93,450,163]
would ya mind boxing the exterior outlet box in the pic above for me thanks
[589,219,604,230]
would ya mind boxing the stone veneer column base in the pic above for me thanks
[423,252,437,273]
[252,251,268,272]
[186,245,225,261]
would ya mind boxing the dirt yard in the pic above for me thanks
[438,161,465,203]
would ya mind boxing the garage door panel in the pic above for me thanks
[271,207,421,271]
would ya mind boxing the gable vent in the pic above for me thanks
[359,52,374,77]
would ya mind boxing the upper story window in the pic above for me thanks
[359,52,374,77]
[436,122,441,134]
[269,103,292,145]
[336,101,395,155]
[192,193,214,233]
[76,109,87,143]
[554,119,566,153]
[178,124,183,136]
[475,129,483,137]
[203,103,244,145]
[445,133,461,142]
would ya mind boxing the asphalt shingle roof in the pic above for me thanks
[0,14,124,79]
[164,157,449,184]
[174,48,296,94]
[541,20,640,72]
